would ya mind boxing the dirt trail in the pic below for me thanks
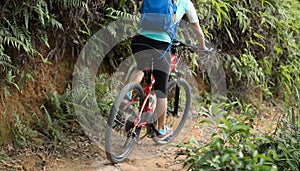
[44,116,214,171]
[1,112,278,171]
[45,109,279,171]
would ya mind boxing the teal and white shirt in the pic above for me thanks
[137,0,198,43]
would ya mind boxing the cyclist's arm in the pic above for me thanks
[186,0,207,50]
[191,22,206,49]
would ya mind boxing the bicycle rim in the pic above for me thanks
[105,83,145,163]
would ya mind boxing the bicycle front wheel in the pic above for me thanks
[105,82,145,163]
[164,78,191,143]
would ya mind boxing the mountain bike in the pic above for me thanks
[105,40,211,163]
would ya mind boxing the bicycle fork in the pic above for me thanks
[173,84,180,116]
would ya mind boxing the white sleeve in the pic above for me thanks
[186,0,199,23]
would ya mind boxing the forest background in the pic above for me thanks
[0,0,299,170]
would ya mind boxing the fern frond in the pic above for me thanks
[105,8,139,39]
[52,0,88,10]
[106,7,139,21]
[2,18,36,57]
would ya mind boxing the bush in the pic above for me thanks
[177,87,300,170]
[177,103,278,170]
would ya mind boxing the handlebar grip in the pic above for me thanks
[198,47,214,53]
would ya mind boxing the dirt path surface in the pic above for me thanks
[45,110,279,171]
[1,111,278,171]
[44,116,214,171]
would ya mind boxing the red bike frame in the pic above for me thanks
[129,53,178,129]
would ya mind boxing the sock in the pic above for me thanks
[126,91,132,99]
[158,128,166,135]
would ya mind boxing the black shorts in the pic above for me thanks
[131,35,171,98]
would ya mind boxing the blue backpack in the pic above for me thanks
[139,0,178,39]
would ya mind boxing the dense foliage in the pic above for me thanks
[0,0,110,148]
[193,0,299,101]
[0,0,107,81]
[1,0,299,99]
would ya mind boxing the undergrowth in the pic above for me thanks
[177,86,300,171]
[8,72,121,151]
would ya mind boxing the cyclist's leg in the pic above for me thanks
[128,69,144,83]
[131,34,173,137]
[130,35,152,84]
[126,56,145,100]
[153,53,171,135]
[156,98,167,130]
[153,71,174,141]
[152,69,168,130]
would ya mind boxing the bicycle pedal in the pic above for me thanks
[146,133,154,138]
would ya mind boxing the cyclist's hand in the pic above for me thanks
[179,42,213,54]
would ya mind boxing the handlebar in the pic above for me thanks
[172,40,213,54]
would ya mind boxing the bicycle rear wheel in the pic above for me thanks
[157,78,191,144]
[105,82,145,163]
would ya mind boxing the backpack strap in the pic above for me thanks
[159,0,178,59]
[158,40,174,59]
[174,0,178,22]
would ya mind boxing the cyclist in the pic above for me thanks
[129,0,208,143]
